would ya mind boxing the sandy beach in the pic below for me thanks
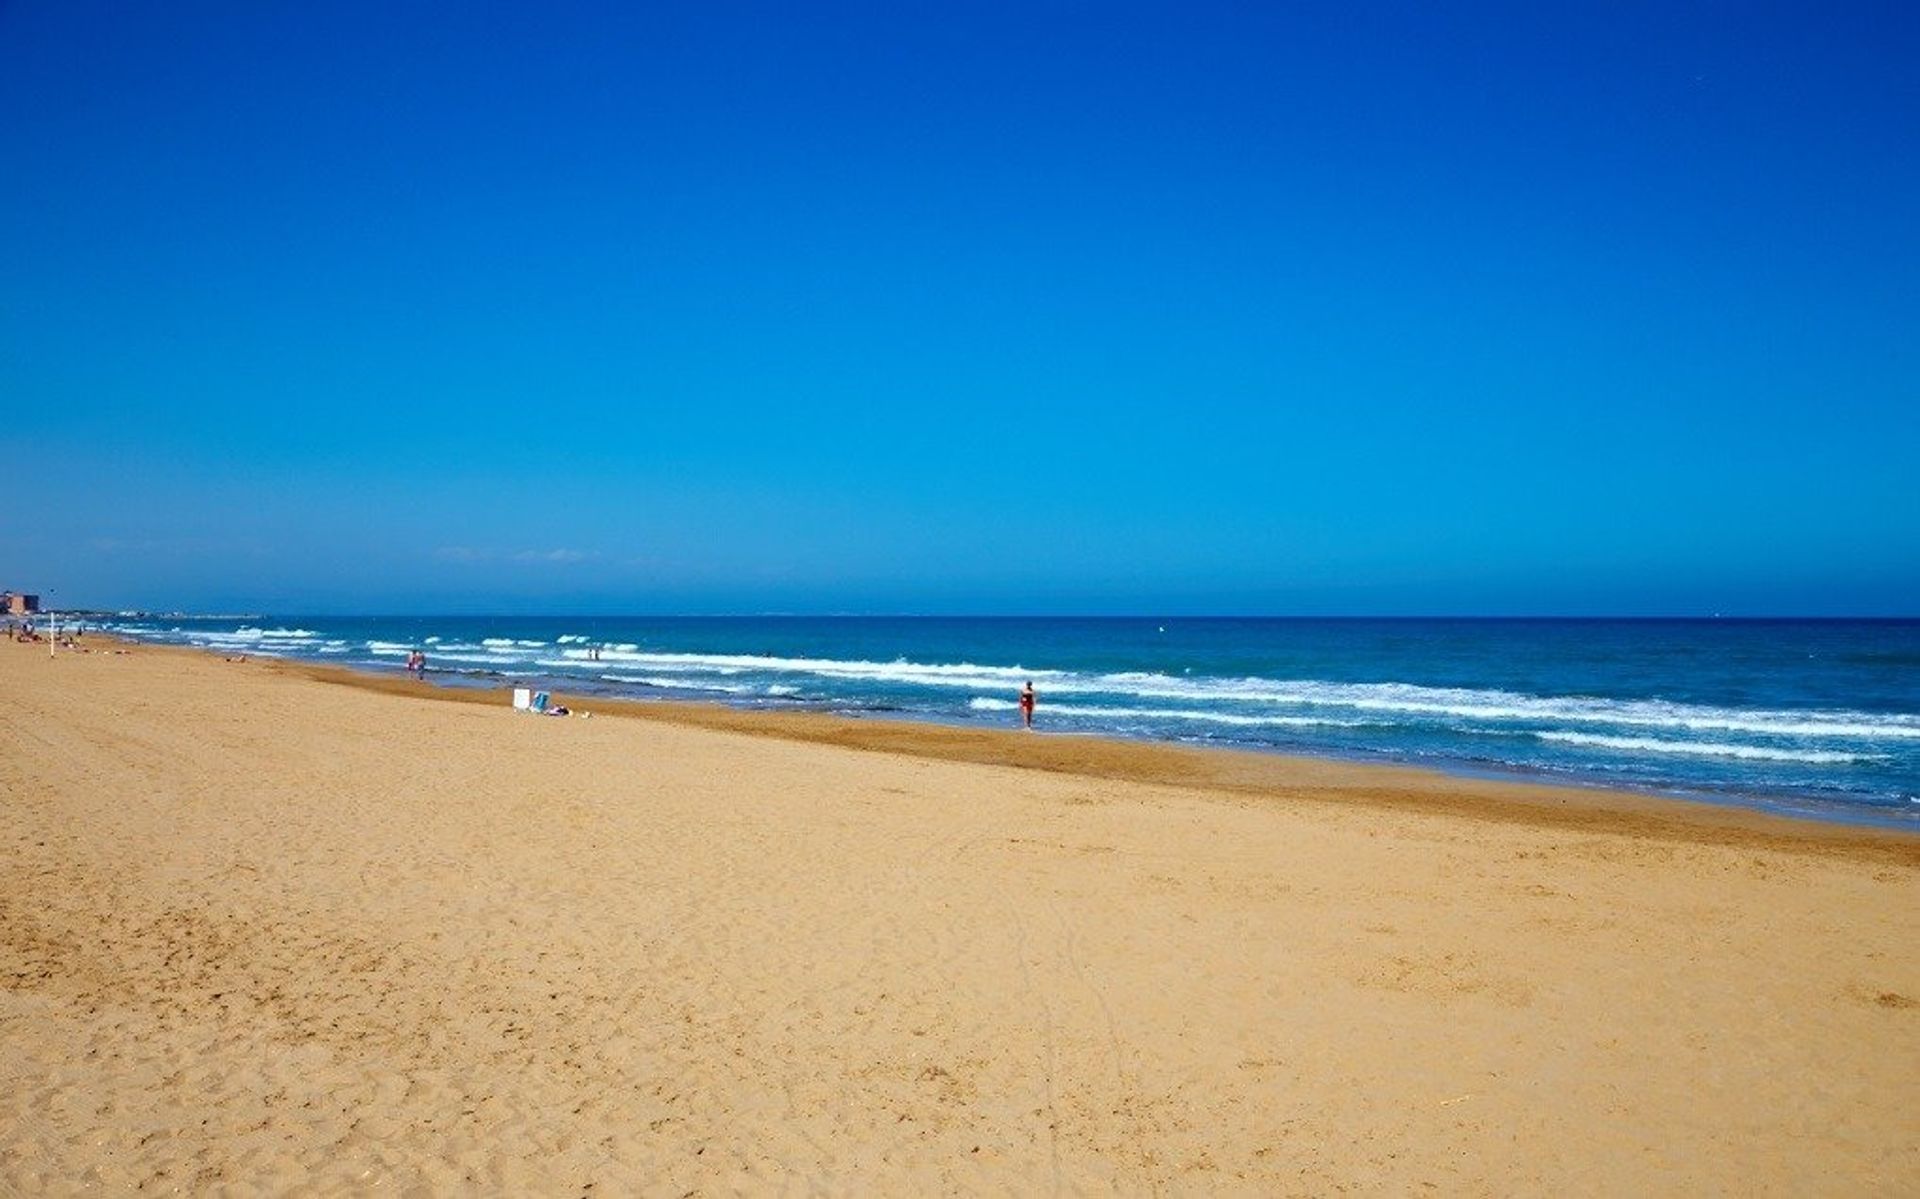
[2,640,1915,1195]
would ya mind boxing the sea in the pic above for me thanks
[90,615,1920,830]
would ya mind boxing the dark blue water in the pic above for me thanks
[97,616,1920,828]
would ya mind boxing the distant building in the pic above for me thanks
[2,592,41,616]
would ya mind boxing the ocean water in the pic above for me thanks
[93,616,1920,828]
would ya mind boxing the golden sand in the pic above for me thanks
[2,640,1915,1194]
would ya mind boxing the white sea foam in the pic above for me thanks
[514,649,1920,743]
[1078,675,1920,741]
[967,697,1363,728]
[414,651,519,666]
[481,638,545,649]
[184,626,319,647]
[560,649,1054,690]
[1537,732,1882,764]
[597,673,757,694]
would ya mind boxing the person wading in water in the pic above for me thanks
[1019,681,1037,730]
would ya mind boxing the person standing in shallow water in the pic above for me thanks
[1019,681,1036,730]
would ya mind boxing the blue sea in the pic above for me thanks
[94,616,1920,829]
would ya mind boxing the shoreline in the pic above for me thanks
[84,621,1920,835]
[133,635,1918,863]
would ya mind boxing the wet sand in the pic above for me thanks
[3,639,1915,1193]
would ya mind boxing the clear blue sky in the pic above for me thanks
[2,2,1915,615]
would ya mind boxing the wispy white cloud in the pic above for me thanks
[432,546,600,566]
[511,548,598,564]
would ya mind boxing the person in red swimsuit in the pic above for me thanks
[1019,681,1036,730]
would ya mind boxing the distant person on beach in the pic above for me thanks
[1019,681,1036,730]
[406,649,426,680]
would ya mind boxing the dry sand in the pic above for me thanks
[2,639,1915,1195]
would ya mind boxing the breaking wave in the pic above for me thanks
[1536,732,1884,764]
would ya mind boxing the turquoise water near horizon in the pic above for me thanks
[95,615,1920,829]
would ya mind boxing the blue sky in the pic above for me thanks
[2,2,1915,615]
